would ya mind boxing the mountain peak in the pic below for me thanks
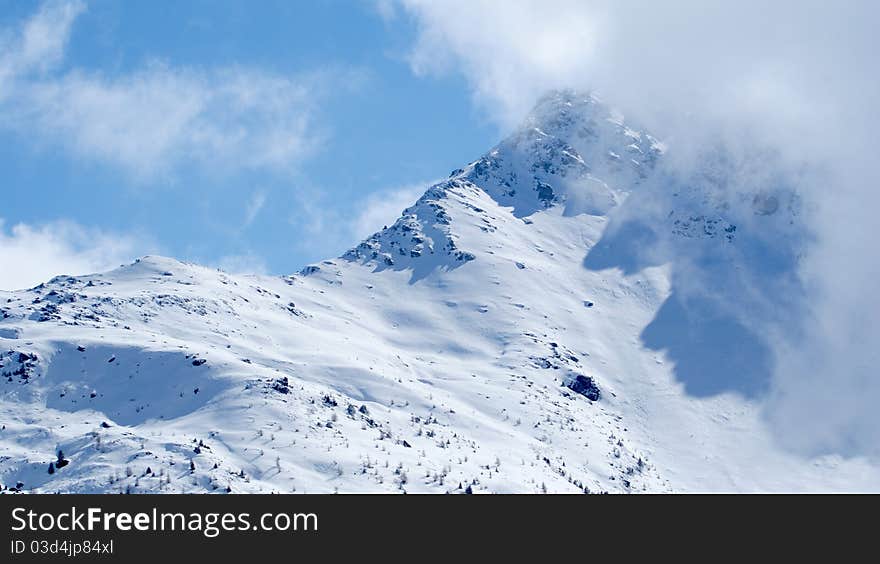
[523,89,605,135]
[454,90,663,218]
[332,90,664,282]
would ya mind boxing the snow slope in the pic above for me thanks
[2,91,878,493]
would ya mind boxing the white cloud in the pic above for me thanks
[373,0,398,22]
[0,1,347,178]
[395,1,877,139]
[352,182,429,240]
[284,181,429,264]
[0,218,149,290]
[399,0,601,128]
[395,0,880,456]
[243,190,268,228]
[216,253,269,276]
[1,0,85,78]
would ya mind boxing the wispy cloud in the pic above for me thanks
[284,180,429,265]
[0,1,352,179]
[0,218,150,290]
[243,190,268,228]
[0,0,85,82]
[216,253,269,275]
[394,0,601,128]
[352,181,429,240]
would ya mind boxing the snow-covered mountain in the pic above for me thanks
[2,91,877,493]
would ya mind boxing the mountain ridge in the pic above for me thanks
[1,92,877,493]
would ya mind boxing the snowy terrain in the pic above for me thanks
[2,91,878,493]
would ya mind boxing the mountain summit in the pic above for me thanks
[340,91,661,281]
[0,93,874,493]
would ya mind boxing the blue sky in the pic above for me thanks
[0,0,499,285]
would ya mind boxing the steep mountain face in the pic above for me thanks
[1,91,877,493]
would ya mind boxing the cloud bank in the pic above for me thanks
[393,0,880,457]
